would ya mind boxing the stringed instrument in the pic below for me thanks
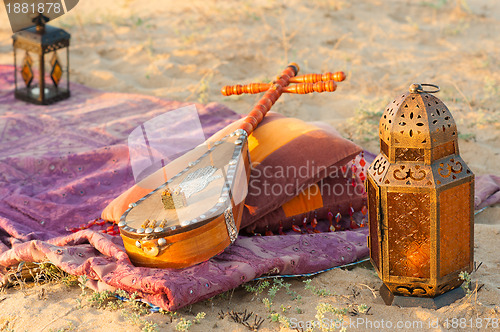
[118,63,345,268]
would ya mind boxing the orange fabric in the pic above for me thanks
[248,117,320,163]
[281,183,324,217]
[101,185,151,222]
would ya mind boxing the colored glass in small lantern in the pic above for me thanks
[366,83,474,309]
[12,14,70,105]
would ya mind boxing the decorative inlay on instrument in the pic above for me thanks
[118,63,345,268]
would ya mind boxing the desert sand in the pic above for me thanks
[0,0,499,331]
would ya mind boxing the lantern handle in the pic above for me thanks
[409,83,440,94]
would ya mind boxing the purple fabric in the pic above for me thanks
[0,65,369,310]
[475,175,500,210]
[0,65,498,311]
[0,229,368,310]
[0,64,240,241]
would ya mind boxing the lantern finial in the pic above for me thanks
[409,83,440,94]
[32,13,50,33]
[409,83,422,94]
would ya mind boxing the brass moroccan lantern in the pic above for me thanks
[12,14,70,105]
[366,83,474,308]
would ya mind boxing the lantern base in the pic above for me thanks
[15,88,70,105]
[380,284,465,310]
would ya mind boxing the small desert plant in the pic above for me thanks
[35,263,79,287]
[48,322,77,332]
[141,321,159,332]
[270,312,291,328]
[343,99,385,143]
[122,309,158,332]
[421,0,470,12]
[262,297,273,313]
[315,302,349,332]
[196,73,213,104]
[87,290,117,309]
[356,303,369,314]
[459,270,472,296]
[304,279,333,297]
[78,275,89,295]
[120,292,158,332]
[244,280,270,296]
[175,312,206,331]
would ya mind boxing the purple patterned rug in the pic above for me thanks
[0,65,498,311]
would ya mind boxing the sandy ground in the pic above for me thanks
[0,0,499,331]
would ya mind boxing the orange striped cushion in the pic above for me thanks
[243,171,365,234]
[239,113,362,229]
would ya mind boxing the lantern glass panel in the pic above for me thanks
[43,49,69,98]
[380,139,389,157]
[15,48,45,99]
[432,141,456,161]
[387,192,430,278]
[439,182,472,277]
[395,147,424,162]
[20,51,34,87]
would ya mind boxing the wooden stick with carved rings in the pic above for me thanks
[221,80,337,96]
[289,71,346,83]
[235,63,299,135]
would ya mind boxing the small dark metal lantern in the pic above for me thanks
[366,83,474,309]
[12,14,70,105]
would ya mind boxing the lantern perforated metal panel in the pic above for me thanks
[12,14,70,105]
[367,84,474,305]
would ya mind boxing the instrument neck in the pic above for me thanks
[238,63,299,135]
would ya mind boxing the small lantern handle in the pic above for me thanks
[409,83,440,94]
